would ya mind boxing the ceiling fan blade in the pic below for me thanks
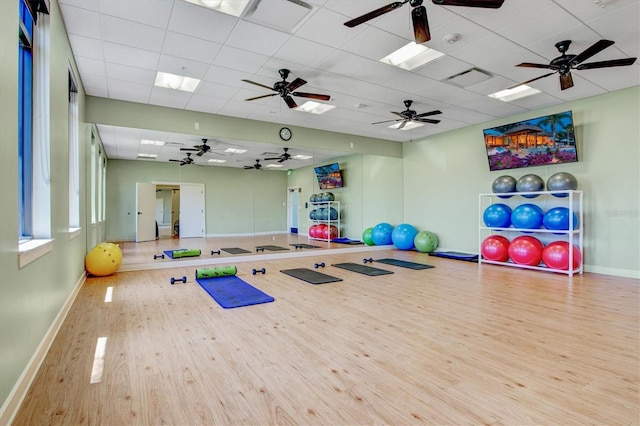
[244,93,278,101]
[577,57,637,70]
[285,77,307,92]
[264,156,282,161]
[372,119,403,125]
[241,79,274,91]
[196,151,204,157]
[414,109,442,118]
[283,95,298,109]
[291,92,331,101]
[570,39,614,66]
[412,5,431,44]
[180,148,198,151]
[169,159,181,162]
[344,1,407,27]
[391,111,406,118]
[516,62,556,69]
[397,120,408,130]
[432,0,504,7]
[507,72,557,89]
[560,72,574,91]
[414,118,441,124]
[243,166,253,169]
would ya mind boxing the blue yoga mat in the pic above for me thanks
[196,275,274,309]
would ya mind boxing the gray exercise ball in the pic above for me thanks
[516,174,545,198]
[492,175,517,198]
[546,172,578,197]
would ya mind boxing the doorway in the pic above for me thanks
[288,187,300,234]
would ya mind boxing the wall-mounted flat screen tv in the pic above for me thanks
[483,110,577,171]
[314,162,344,189]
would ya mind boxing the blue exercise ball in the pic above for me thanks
[329,207,338,220]
[543,207,579,231]
[371,223,394,246]
[511,204,544,229]
[546,172,578,197]
[516,174,545,198]
[492,175,517,198]
[391,224,418,250]
[483,203,512,228]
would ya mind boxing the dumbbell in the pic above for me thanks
[252,268,266,275]
[256,247,265,252]
[294,244,303,250]
[170,276,187,285]
[210,250,220,255]
[363,258,374,264]
[314,262,325,269]
[153,254,165,259]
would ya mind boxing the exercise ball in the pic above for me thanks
[309,209,316,220]
[542,241,581,270]
[371,222,394,246]
[516,174,545,198]
[414,231,438,253]
[391,223,418,250]
[85,242,123,276]
[328,225,339,240]
[481,235,510,262]
[308,225,317,238]
[325,192,335,201]
[508,236,543,266]
[310,194,317,203]
[492,175,517,198]
[543,207,578,231]
[317,207,326,220]
[329,207,338,220]
[511,204,544,230]
[546,172,578,197]
[362,227,375,246]
[483,203,512,228]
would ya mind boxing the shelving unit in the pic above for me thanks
[478,190,583,276]
[309,200,341,242]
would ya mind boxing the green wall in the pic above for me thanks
[404,86,640,278]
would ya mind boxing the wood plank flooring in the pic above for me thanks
[12,246,640,425]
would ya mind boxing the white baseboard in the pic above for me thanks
[0,272,86,425]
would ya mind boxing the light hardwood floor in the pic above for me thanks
[13,245,640,425]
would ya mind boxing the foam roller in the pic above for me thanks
[196,266,237,279]
[171,248,201,258]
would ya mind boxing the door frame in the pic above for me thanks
[287,186,301,234]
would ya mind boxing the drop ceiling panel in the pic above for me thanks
[274,37,337,68]
[105,63,155,85]
[75,57,106,77]
[149,87,194,109]
[168,1,238,42]
[68,35,104,61]
[212,46,270,73]
[226,21,293,57]
[293,7,363,48]
[100,15,166,52]
[58,5,102,38]
[341,26,408,61]
[163,32,223,64]
[108,79,152,104]
[97,0,173,29]
[157,54,210,79]
[102,42,160,71]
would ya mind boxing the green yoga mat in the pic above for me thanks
[164,248,201,259]
[196,266,237,279]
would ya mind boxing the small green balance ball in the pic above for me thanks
[362,227,375,246]
[414,231,438,253]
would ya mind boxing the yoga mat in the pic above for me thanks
[221,247,252,254]
[331,238,364,245]
[196,275,274,309]
[256,245,290,251]
[163,248,201,259]
[429,251,479,262]
[332,262,393,276]
[375,258,435,270]
[290,243,321,249]
[280,268,342,285]
[195,266,237,279]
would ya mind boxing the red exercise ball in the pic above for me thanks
[542,241,581,270]
[508,236,543,266]
[309,225,318,238]
[481,235,510,262]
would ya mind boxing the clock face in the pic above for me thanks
[279,127,292,141]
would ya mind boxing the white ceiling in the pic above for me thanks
[58,0,639,169]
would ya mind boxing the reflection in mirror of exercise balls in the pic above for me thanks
[391,223,418,251]
[371,223,394,245]
[362,227,374,246]
[414,230,438,253]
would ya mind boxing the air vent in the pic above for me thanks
[443,67,493,88]
[244,0,312,32]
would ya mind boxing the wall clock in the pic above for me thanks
[279,127,292,141]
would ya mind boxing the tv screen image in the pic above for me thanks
[315,163,344,189]
[483,110,577,171]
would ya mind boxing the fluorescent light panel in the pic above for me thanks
[266,164,284,168]
[137,153,157,158]
[296,101,335,114]
[207,158,226,163]
[489,85,541,102]
[293,154,312,160]
[141,139,165,146]
[389,121,424,130]
[380,42,444,71]
[225,148,247,154]
[154,72,200,92]
[182,0,249,17]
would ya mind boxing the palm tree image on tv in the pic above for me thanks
[483,111,577,171]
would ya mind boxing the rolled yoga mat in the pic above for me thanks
[196,266,238,279]
[164,248,202,259]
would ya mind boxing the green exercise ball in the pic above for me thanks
[414,231,438,253]
[362,227,375,246]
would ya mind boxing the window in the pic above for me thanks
[68,69,80,230]
[91,135,96,224]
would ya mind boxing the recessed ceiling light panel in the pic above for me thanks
[380,42,444,71]
[489,85,541,102]
[182,0,250,17]
[154,72,200,92]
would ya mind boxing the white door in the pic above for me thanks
[136,182,156,242]
[155,198,164,224]
[179,184,205,238]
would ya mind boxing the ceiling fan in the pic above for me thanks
[513,39,638,91]
[264,147,292,163]
[169,152,195,166]
[344,0,504,44]
[180,138,216,157]
[372,100,442,129]
[244,159,263,170]
[241,69,331,109]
